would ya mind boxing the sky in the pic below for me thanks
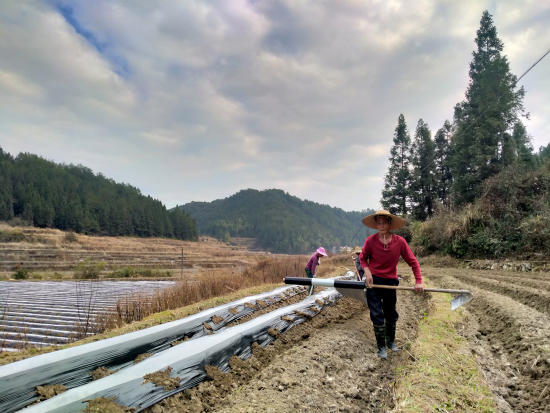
[0,0,549,212]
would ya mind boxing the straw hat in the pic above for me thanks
[361,210,405,230]
[352,246,362,255]
[316,247,328,256]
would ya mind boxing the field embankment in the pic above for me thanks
[424,266,550,413]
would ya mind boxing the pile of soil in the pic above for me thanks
[82,396,136,413]
[144,287,428,413]
[90,366,117,381]
[35,384,66,401]
[134,353,153,364]
[143,367,181,391]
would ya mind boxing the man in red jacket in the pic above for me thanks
[359,210,424,359]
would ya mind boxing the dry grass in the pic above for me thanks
[393,276,495,413]
[97,256,321,329]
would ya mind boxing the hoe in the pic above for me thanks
[284,274,473,311]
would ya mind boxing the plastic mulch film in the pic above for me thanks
[21,287,341,413]
[0,284,306,413]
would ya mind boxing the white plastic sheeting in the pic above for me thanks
[21,287,341,413]
[0,284,305,413]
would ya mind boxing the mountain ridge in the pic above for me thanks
[180,188,375,254]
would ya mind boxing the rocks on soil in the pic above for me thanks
[212,315,224,324]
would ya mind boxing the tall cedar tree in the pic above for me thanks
[410,119,436,220]
[434,120,453,205]
[451,10,526,205]
[381,114,412,215]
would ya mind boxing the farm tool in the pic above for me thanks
[283,276,473,310]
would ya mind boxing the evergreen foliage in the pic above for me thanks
[410,119,436,220]
[450,10,527,205]
[181,189,375,254]
[0,147,198,240]
[433,120,453,206]
[381,114,412,215]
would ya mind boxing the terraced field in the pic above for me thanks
[0,281,175,351]
[423,266,550,413]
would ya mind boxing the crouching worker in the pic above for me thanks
[304,247,328,295]
[359,210,424,359]
[351,246,365,281]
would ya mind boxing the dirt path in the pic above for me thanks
[424,267,550,413]
[146,285,428,413]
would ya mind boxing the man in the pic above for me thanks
[351,246,364,281]
[359,210,424,359]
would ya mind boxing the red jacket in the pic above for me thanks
[359,234,422,283]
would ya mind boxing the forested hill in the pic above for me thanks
[0,147,198,240]
[180,189,375,253]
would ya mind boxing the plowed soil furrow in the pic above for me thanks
[458,271,550,291]
[145,287,429,413]
[457,273,550,317]
[424,268,550,413]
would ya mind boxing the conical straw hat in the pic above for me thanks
[361,210,405,230]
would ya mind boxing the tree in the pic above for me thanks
[451,10,527,205]
[410,119,436,220]
[434,120,453,205]
[381,114,412,215]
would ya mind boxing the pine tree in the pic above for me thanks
[381,114,412,215]
[451,10,527,205]
[410,119,436,220]
[434,120,453,205]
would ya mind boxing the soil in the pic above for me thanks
[134,353,153,364]
[82,396,136,412]
[144,285,428,413]
[224,292,307,329]
[35,384,66,401]
[171,337,189,346]
[424,267,550,413]
[90,366,117,381]
[229,308,239,315]
[143,367,181,391]
[212,315,224,324]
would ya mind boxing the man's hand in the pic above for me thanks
[364,273,373,288]
[415,283,424,293]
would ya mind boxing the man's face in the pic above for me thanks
[376,217,390,231]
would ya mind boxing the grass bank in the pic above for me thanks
[393,276,495,412]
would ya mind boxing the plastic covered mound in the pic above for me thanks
[20,287,342,413]
[0,284,306,413]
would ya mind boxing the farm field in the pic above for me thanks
[144,265,550,413]
[0,223,268,279]
[0,280,175,351]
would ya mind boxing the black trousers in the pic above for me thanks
[366,275,399,325]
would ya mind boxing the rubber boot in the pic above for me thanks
[385,321,399,352]
[373,324,387,359]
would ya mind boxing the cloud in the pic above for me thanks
[0,0,549,212]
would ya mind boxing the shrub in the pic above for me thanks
[74,259,105,279]
[0,230,27,243]
[64,232,78,243]
[13,268,30,279]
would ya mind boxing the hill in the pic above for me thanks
[0,147,198,240]
[180,189,375,253]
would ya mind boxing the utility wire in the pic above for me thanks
[414,43,550,176]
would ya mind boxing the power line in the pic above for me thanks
[516,45,550,83]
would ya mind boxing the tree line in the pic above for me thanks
[381,11,548,220]
[182,189,375,254]
[0,148,198,240]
